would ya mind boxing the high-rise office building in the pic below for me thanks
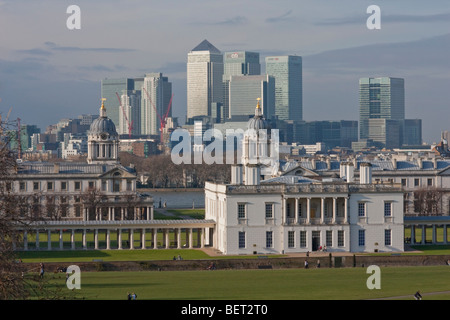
[359,77,405,140]
[228,75,275,119]
[140,73,172,136]
[187,40,224,120]
[222,51,261,120]
[119,90,141,136]
[265,55,303,121]
[101,78,135,127]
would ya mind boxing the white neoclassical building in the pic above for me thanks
[10,100,154,221]
[205,103,405,255]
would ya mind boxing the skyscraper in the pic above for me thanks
[228,75,275,119]
[101,78,135,127]
[119,90,141,136]
[222,51,261,119]
[140,73,172,136]
[265,55,303,122]
[359,77,405,140]
[187,40,223,120]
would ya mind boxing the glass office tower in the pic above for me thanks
[187,40,223,120]
[265,55,303,122]
[101,78,135,127]
[359,77,405,140]
[222,51,261,120]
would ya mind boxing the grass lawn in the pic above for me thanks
[39,266,450,300]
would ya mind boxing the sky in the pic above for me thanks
[0,0,449,143]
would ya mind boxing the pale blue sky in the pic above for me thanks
[0,0,449,142]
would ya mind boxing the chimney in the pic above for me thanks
[346,162,354,183]
[54,162,60,174]
[360,162,372,184]
[417,158,423,169]
[392,158,397,169]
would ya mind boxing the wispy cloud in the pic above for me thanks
[16,48,52,56]
[191,15,248,26]
[317,12,450,26]
[43,42,136,53]
[266,10,293,23]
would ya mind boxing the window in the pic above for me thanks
[427,178,433,186]
[19,182,26,191]
[126,180,132,191]
[47,181,53,190]
[61,181,67,191]
[266,231,273,248]
[385,229,392,246]
[414,178,420,187]
[300,231,307,248]
[358,230,365,246]
[238,204,246,219]
[384,202,392,217]
[326,230,333,247]
[88,181,95,189]
[298,202,302,217]
[33,182,39,191]
[401,179,407,187]
[265,203,273,219]
[238,232,246,248]
[101,181,107,192]
[358,202,366,217]
[288,231,295,248]
[74,181,81,191]
[113,179,121,192]
[338,230,344,247]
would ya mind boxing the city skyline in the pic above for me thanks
[0,1,449,143]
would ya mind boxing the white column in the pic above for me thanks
[411,225,416,244]
[344,197,348,223]
[200,228,205,248]
[153,229,158,249]
[141,229,146,249]
[82,229,87,250]
[106,229,111,250]
[177,228,182,249]
[306,198,311,224]
[282,197,287,224]
[94,229,99,249]
[150,207,154,220]
[118,229,123,249]
[332,197,337,224]
[129,229,134,250]
[295,198,299,224]
[320,197,325,224]
[71,229,75,250]
[165,230,170,249]
[59,230,63,250]
[189,229,193,249]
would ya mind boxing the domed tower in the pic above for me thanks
[87,99,119,165]
[242,98,271,167]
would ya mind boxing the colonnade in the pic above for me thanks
[283,196,348,225]
[13,220,215,251]
[83,205,154,221]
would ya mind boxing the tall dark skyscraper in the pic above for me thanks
[359,77,405,140]
[265,55,303,122]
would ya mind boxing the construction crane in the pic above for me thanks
[142,87,174,147]
[116,92,134,138]
[17,117,21,160]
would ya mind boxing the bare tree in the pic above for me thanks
[413,187,444,216]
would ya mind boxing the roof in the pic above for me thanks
[279,159,450,173]
[16,162,135,176]
[191,39,221,54]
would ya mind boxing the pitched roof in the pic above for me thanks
[191,39,221,53]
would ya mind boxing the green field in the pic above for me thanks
[37,266,450,300]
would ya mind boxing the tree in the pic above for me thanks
[413,187,444,216]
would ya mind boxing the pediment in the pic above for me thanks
[99,166,136,179]
[281,164,319,177]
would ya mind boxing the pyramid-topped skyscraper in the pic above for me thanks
[187,40,223,120]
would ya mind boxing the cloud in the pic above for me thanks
[317,12,450,26]
[16,48,52,56]
[191,15,248,26]
[266,9,293,23]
